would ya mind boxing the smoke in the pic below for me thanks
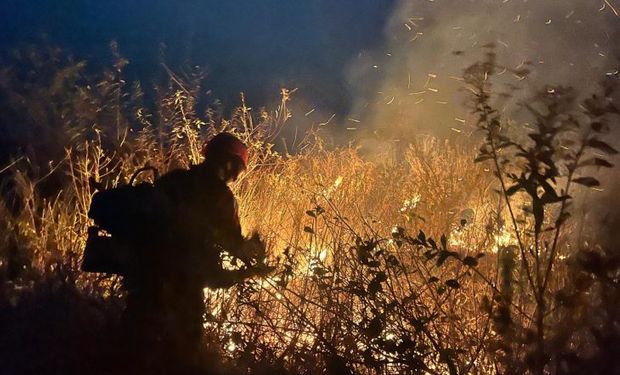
[339,0,620,245]
[345,0,620,141]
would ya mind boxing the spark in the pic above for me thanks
[604,0,619,16]
[304,108,315,117]
[410,33,424,42]
[318,113,335,127]
[348,118,361,123]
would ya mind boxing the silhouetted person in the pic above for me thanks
[88,133,271,372]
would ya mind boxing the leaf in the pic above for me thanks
[541,191,570,204]
[428,238,437,249]
[428,276,439,283]
[587,139,618,155]
[573,177,600,187]
[463,256,479,267]
[368,279,382,295]
[474,154,493,163]
[440,234,448,250]
[417,230,426,244]
[505,183,522,196]
[578,158,614,168]
[313,267,328,277]
[436,250,455,267]
[374,271,388,283]
[446,279,460,289]
[305,210,316,218]
[303,226,315,234]
[386,255,399,266]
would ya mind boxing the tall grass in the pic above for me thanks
[0,45,618,374]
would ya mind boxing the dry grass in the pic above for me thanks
[0,50,617,374]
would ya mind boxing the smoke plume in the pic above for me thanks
[345,0,620,140]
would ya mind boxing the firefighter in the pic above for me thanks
[120,132,271,371]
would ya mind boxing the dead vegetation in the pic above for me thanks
[0,45,618,374]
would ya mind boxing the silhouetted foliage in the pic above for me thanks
[0,43,618,374]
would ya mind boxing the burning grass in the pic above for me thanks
[0,48,618,374]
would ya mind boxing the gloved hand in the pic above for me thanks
[241,231,266,263]
[240,232,275,276]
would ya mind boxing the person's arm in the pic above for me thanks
[211,189,246,254]
[212,189,271,269]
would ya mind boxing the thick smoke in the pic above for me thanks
[345,0,620,140]
[341,0,620,245]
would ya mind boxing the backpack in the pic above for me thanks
[82,167,162,275]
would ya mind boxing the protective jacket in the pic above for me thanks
[120,163,251,367]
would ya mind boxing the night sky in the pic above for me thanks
[1,1,619,139]
[0,0,396,114]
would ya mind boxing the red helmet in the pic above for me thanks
[203,132,249,169]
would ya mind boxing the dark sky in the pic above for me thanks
[0,0,397,114]
[2,0,618,139]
